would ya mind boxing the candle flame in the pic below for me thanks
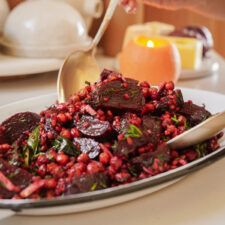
[147,40,154,48]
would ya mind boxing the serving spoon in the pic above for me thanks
[57,0,120,103]
[167,110,225,149]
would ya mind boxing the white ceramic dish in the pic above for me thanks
[180,57,219,80]
[0,88,224,215]
[115,53,219,80]
[0,53,63,77]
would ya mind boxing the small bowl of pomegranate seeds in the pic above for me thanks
[0,69,224,215]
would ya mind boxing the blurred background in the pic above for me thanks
[91,0,225,58]
[6,0,225,58]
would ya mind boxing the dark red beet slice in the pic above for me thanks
[156,89,184,113]
[0,112,40,144]
[92,78,145,112]
[179,102,211,126]
[65,172,109,195]
[73,137,100,159]
[112,112,140,134]
[131,143,170,172]
[0,159,32,199]
[0,131,9,145]
[114,136,148,157]
[44,117,58,139]
[142,115,161,146]
[74,116,111,139]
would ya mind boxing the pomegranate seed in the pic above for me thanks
[126,137,133,145]
[37,164,47,177]
[56,153,69,166]
[104,97,109,102]
[117,133,124,141]
[124,93,130,100]
[115,172,131,182]
[87,161,100,173]
[186,150,197,161]
[140,81,150,88]
[45,178,57,189]
[99,152,110,165]
[142,88,149,98]
[165,81,174,90]
[123,83,128,88]
[60,129,71,140]
[71,128,80,138]
[74,162,86,173]
[110,156,122,171]
[37,155,48,165]
[57,113,67,123]
[77,153,90,164]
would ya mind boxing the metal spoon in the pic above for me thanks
[167,110,225,149]
[57,0,120,103]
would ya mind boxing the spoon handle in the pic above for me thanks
[91,0,120,51]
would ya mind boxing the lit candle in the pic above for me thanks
[119,36,181,85]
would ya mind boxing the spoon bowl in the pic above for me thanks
[57,0,120,103]
[167,110,225,149]
[57,49,100,103]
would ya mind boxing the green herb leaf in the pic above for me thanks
[27,125,41,155]
[47,154,54,160]
[91,182,98,191]
[123,124,143,139]
[8,169,20,179]
[100,182,107,189]
[23,146,30,167]
[171,114,179,125]
[130,90,139,97]
[112,141,118,151]
[128,165,138,177]
[53,136,81,156]
[195,142,207,158]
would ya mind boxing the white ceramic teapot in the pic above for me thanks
[0,0,91,58]
[0,0,9,35]
[27,0,103,31]
[61,0,103,30]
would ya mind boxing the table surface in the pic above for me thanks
[0,52,225,225]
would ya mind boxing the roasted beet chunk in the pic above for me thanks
[156,89,184,114]
[114,136,148,157]
[0,112,40,144]
[0,159,32,199]
[93,78,145,112]
[131,143,170,172]
[112,112,141,134]
[113,123,149,156]
[74,116,111,139]
[74,137,100,159]
[65,172,109,195]
[179,102,211,126]
[142,115,161,146]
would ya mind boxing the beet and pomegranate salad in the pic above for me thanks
[0,69,222,200]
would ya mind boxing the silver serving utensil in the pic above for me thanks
[57,0,120,103]
[167,110,225,149]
